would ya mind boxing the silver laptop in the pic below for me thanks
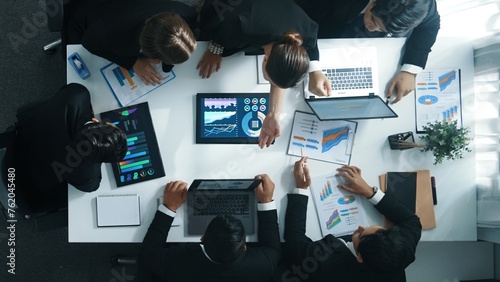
[305,93,398,121]
[187,179,262,235]
[304,46,379,98]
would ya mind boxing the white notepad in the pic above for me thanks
[96,194,141,227]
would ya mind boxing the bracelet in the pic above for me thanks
[208,41,224,55]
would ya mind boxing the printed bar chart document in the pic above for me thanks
[310,173,367,237]
[415,68,462,132]
[287,111,357,165]
[101,63,176,107]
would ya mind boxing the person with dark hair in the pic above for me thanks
[196,0,332,149]
[63,0,197,85]
[16,83,127,211]
[294,0,440,104]
[282,157,422,281]
[138,175,281,282]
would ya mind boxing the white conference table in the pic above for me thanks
[67,37,476,243]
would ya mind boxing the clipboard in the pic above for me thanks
[379,170,436,229]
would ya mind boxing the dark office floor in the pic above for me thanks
[0,1,166,281]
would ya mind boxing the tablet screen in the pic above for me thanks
[99,102,165,187]
[196,93,269,144]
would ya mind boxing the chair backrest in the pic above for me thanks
[46,0,64,32]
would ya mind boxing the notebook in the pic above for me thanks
[186,179,262,235]
[304,93,398,121]
[379,170,436,229]
[304,46,379,98]
[99,102,165,187]
[96,194,141,227]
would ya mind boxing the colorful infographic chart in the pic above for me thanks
[201,96,267,139]
[310,174,367,237]
[415,68,462,132]
[99,102,165,187]
[101,62,176,106]
[287,111,357,165]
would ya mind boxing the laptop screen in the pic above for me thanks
[99,102,165,187]
[305,95,398,120]
[190,179,263,191]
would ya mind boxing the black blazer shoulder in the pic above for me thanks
[139,208,281,282]
[16,83,101,192]
[283,193,420,282]
[200,0,319,60]
[81,0,197,69]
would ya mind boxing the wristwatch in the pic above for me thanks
[368,186,378,199]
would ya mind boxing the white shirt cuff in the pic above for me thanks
[368,190,385,205]
[158,204,177,218]
[401,64,423,74]
[257,201,277,211]
[308,60,321,73]
[293,188,309,196]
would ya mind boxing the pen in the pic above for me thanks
[301,148,306,182]
[431,176,437,205]
[385,95,390,105]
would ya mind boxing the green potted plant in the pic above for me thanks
[387,121,472,165]
[420,120,472,165]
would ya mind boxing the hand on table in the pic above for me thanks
[133,57,162,86]
[163,181,188,212]
[308,71,332,96]
[386,71,416,104]
[335,166,373,198]
[293,156,311,189]
[196,50,222,78]
[258,112,280,149]
[255,174,275,203]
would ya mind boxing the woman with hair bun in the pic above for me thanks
[63,0,197,86]
[197,0,331,149]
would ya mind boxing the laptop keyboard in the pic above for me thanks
[193,194,250,216]
[322,67,373,91]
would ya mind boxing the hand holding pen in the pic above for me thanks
[293,156,311,189]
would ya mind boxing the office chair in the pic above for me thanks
[0,125,68,232]
[43,0,64,54]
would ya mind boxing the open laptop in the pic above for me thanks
[305,93,398,121]
[187,179,262,235]
[305,46,380,98]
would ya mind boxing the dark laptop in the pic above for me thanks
[304,93,398,121]
[187,179,262,235]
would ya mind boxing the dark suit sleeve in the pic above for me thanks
[284,194,311,243]
[256,209,282,274]
[283,193,346,281]
[401,0,440,68]
[375,193,422,268]
[138,210,175,280]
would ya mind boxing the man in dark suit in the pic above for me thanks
[63,0,197,85]
[16,83,127,211]
[138,175,281,282]
[282,157,422,282]
[294,0,440,104]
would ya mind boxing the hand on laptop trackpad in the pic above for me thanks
[157,197,182,226]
